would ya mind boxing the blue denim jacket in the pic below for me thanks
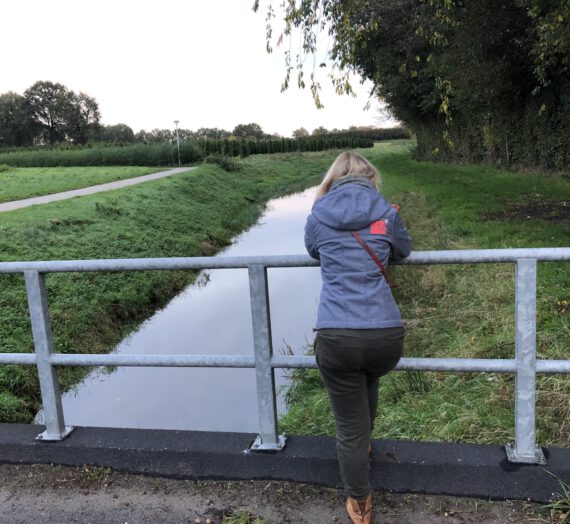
[304,179,412,329]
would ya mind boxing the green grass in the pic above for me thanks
[0,150,339,422]
[280,140,570,447]
[0,166,168,204]
[222,511,265,524]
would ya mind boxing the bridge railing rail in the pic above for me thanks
[1,247,570,463]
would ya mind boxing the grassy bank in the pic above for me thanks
[0,166,167,203]
[281,141,570,447]
[0,150,338,422]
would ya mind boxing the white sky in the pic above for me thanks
[0,0,397,137]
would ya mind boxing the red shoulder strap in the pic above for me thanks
[351,231,397,288]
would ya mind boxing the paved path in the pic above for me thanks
[0,167,195,213]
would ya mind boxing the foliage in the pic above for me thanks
[199,135,374,158]
[96,124,135,144]
[543,471,570,524]
[232,122,267,139]
[0,392,28,422]
[0,92,37,147]
[292,127,309,138]
[196,127,231,140]
[256,0,570,169]
[312,126,329,135]
[24,81,100,145]
[0,141,203,167]
[0,129,412,167]
[203,154,241,172]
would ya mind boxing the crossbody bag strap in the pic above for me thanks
[351,231,397,288]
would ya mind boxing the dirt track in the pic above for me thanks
[0,463,550,523]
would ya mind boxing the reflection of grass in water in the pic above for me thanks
[280,141,570,447]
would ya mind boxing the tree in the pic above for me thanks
[24,81,73,144]
[232,122,265,139]
[23,81,101,145]
[0,92,36,147]
[255,0,570,168]
[312,126,329,135]
[196,127,230,140]
[98,123,135,143]
[67,92,101,144]
[135,128,173,143]
[292,127,309,138]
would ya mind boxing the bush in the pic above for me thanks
[203,154,241,172]
[0,142,203,167]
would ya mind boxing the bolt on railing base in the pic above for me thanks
[248,434,287,453]
[36,426,75,442]
[504,444,547,465]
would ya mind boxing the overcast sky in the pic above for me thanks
[1,0,397,137]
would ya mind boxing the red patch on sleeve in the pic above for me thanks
[370,220,387,235]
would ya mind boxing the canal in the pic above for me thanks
[38,187,321,432]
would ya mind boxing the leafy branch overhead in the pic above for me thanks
[254,0,570,170]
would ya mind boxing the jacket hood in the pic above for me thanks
[312,184,391,231]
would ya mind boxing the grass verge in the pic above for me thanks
[0,166,168,204]
[0,150,338,422]
[280,141,570,447]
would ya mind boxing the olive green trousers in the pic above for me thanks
[315,327,404,499]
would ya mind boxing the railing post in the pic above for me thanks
[505,259,545,464]
[247,265,286,451]
[24,271,73,441]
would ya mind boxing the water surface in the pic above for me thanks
[46,187,321,432]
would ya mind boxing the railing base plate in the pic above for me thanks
[36,426,75,442]
[247,433,287,453]
[504,444,547,465]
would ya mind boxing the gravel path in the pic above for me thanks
[0,464,547,524]
[0,167,195,213]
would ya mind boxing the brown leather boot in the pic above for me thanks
[346,494,372,523]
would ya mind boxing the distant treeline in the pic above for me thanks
[314,127,411,141]
[0,134,395,167]
[200,135,375,158]
[0,82,409,150]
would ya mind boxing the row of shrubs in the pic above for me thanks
[201,136,374,158]
[0,134,393,167]
[0,142,203,167]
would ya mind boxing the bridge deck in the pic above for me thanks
[2,424,569,504]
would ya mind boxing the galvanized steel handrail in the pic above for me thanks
[1,247,570,274]
[1,247,570,461]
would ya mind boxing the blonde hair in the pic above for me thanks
[315,151,380,200]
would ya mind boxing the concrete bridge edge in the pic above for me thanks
[1,424,569,503]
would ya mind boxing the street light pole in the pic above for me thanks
[174,120,181,166]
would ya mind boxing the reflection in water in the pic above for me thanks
[39,187,321,432]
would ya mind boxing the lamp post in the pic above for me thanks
[174,120,181,166]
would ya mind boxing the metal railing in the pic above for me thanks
[1,247,570,463]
